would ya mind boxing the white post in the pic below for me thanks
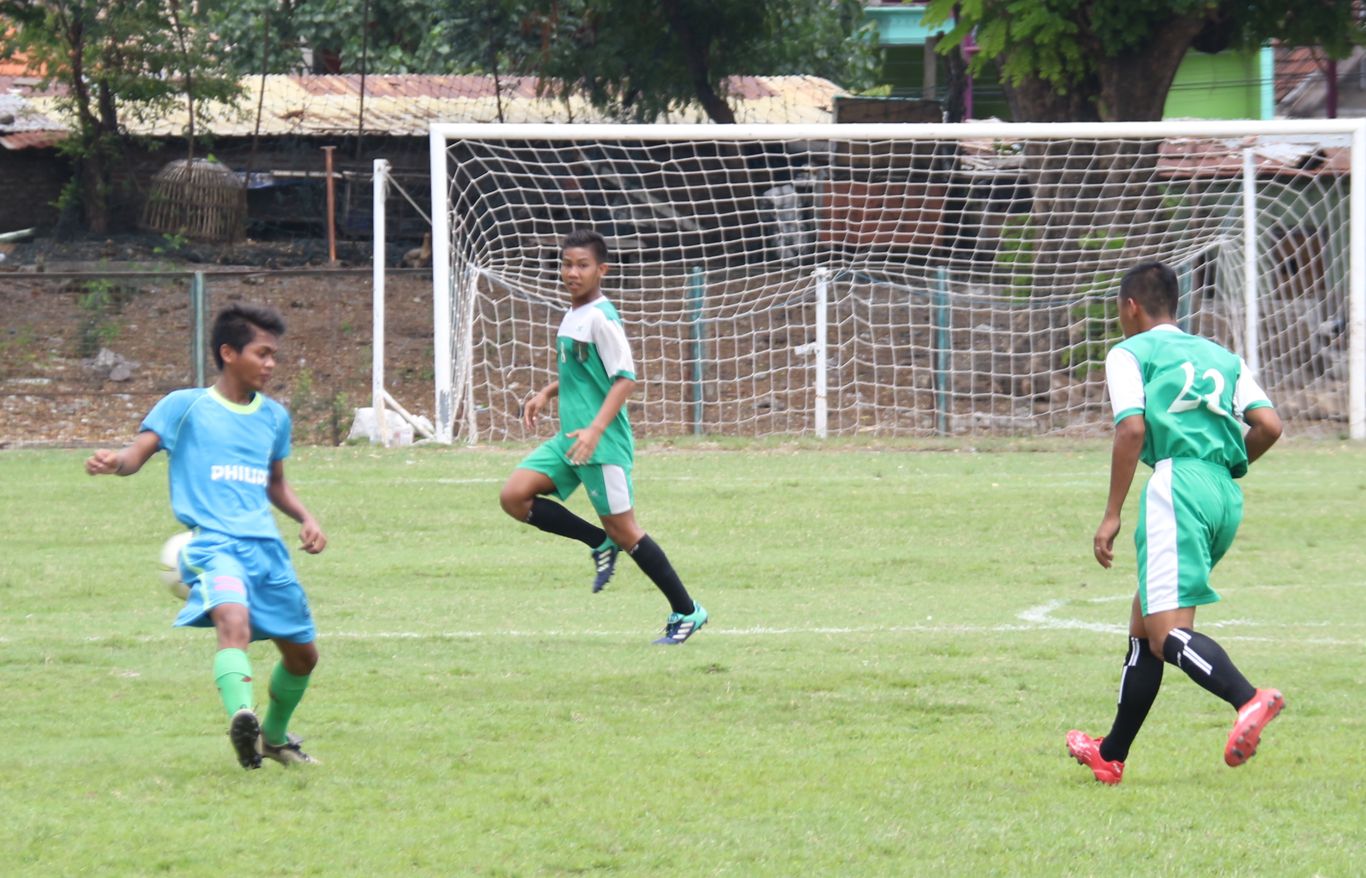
[372,159,390,447]
[814,267,829,439]
[1242,148,1260,374]
[1351,123,1366,440]
[464,264,479,445]
[429,128,454,443]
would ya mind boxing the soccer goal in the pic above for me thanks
[428,120,1366,444]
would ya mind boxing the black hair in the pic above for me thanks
[211,303,286,369]
[1119,261,1179,319]
[561,228,609,264]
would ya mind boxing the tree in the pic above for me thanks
[210,0,877,123]
[534,0,877,123]
[0,1,240,232]
[924,0,1364,122]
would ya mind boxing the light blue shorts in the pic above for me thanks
[174,531,316,643]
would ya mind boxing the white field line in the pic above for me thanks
[1,587,1358,646]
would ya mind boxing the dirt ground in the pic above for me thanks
[0,235,434,448]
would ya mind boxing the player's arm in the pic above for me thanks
[566,376,636,466]
[1234,360,1281,465]
[523,380,560,429]
[84,430,161,477]
[1095,414,1145,569]
[268,460,326,554]
[1243,405,1282,465]
[1095,344,1145,569]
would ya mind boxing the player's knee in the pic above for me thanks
[498,484,531,520]
[290,649,318,676]
[1148,634,1169,662]
[602,518,643,550]
[213,606,251,646]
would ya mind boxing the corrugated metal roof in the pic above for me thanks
[20,74,842,139]
[1276,46,1322,104]
[0,130,63,150]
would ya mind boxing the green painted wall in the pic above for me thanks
[864,4,1269,121]
[1164,49,1265,119]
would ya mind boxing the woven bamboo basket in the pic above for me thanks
[140,158,247,243]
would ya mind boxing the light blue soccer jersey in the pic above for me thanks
[140,386,291,538]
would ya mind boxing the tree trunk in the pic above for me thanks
[1093,16,1208,121]
[658,0,736,124]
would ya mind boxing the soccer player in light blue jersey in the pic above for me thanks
[86,304,327,769]
[1067,262,1285,785]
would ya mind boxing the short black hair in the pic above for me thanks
[1119,261,1179,319]
[211,303,286,369]
[561,229,608,264]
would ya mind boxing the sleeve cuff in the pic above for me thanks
[1113,407,1145,424]
[613,370,636,381]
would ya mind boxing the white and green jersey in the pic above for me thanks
[555,296,636,466]
[1105,324,1272,478]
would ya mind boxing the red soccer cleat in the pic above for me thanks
[1066,730,1124,785]
[1225,688,1285,767]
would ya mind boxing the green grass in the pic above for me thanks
[2,441,1363,876]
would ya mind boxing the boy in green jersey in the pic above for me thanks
[1068,262,1285,784]
[498,229,707,645]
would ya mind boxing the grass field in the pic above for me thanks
[2,441,1363,877]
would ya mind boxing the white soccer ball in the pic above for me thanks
[159,531,194,600]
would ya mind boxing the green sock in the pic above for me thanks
[262,664,311,747]
[213,648,254,719]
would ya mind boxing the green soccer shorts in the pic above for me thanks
[518,435,634,517]
[1135,457,1244,615]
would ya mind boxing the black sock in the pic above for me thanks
[1099,637,1164,763]
[1162,628,1257,709]
[526,498,607,548]
[627,535,694,615]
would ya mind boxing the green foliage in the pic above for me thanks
[208,0,878,122]
[76,278,134,357]
[3,444,1365,874]
[289,367,349,445]
[0,1,242,229]
[994,214,1036,298]
[926,0,1364,94]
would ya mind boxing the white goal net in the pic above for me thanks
[429,121,1365,444]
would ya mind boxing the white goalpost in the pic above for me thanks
[427,120,1366,444]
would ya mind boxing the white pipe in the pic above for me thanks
[814,267,829,439]
[1243,148,1260,374]
[430,119,1366,142]
[1351,122,1366,440]
[372,159,389,447]
[382,389,435,439]
[429,128,454,443]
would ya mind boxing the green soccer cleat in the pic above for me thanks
[653,603,708,645]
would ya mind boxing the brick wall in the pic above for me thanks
[0,149,69,232]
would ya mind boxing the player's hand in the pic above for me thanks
[1093,514,1121,568]
[522,392,546,430]
[299,518,327,554]
[85,449,121,476]
[565,426,602,466]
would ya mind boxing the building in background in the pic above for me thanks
[860,1,1347,121]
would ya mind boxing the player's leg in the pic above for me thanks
[251,540,320,765]
[1146,461,1282,764]
[1100,594,1167,762]
[587,465,707,644]
[1067,594,1161,784]
[502,440,610,557]
[261,638,319,765]
[174,535,262,768]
